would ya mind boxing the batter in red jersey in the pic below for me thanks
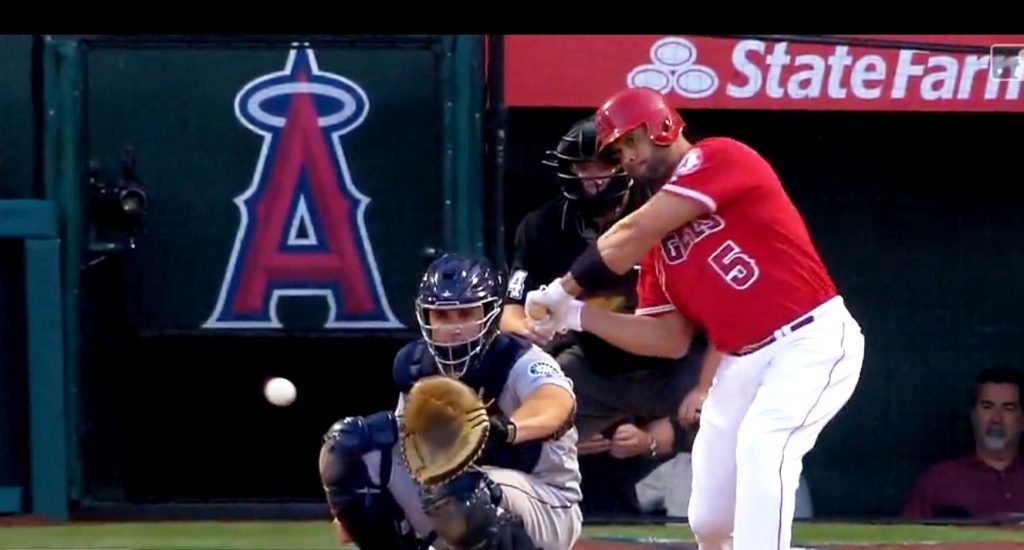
[526,88,864,550]
[637,135,838,354]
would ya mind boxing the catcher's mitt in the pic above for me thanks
[400,375,491,486]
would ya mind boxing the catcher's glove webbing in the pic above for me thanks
[400,376,492,486]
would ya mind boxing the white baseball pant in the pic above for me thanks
[687,295,865,550]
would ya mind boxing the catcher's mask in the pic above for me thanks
[415,253,506,379]
[542,117,632,219]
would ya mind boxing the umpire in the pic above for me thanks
[500,116,705,445]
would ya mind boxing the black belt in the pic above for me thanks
[732,314,816,356]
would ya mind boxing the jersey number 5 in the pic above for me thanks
[708,241,759,290]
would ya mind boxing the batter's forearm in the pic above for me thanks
[561,217,658,295]
[560,275,583,296]
[595,217,652,275]
[563,192,705,295]
[580,307,690,359]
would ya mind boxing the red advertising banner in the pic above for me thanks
[504,35,1024,111]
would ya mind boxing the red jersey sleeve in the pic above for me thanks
[659,138,752,214]
[635,251,674,316]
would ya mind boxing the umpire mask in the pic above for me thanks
[543,117,632,220]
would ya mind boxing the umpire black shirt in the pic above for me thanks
[506,189,678,374]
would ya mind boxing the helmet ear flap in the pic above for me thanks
[649,112,682,146]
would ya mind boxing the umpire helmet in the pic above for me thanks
[415,253,506,379]
[542,117,632,218]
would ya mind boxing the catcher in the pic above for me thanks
[318,253,583,549]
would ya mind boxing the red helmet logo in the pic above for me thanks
[594,88,684,152]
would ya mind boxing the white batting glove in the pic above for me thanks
[525,279,574,324]
[526,293,584,335]
[545,299,583,334]
[529,315,560,338]
[564,299,583,332]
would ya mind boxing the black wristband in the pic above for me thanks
[569,243,620,291]
[488,414,515,446]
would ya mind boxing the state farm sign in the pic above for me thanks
[504,35,1024,111]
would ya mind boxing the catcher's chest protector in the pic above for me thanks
[394,336,545,473]
[394,336,519,401]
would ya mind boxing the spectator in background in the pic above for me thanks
[575,415,683,517]
[635,420,815,519]
[904,365,1024,520]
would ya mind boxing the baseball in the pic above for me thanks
[264,377,296,407]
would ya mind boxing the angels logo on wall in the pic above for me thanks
[205,45,403,329]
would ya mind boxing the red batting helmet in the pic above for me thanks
[594,88,684,152]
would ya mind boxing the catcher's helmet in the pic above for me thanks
[415,253,505,379]
[542,117,631,217]
[594,88,684,153]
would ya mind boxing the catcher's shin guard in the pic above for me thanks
[319,411,420,549]
[421,470,539,550]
